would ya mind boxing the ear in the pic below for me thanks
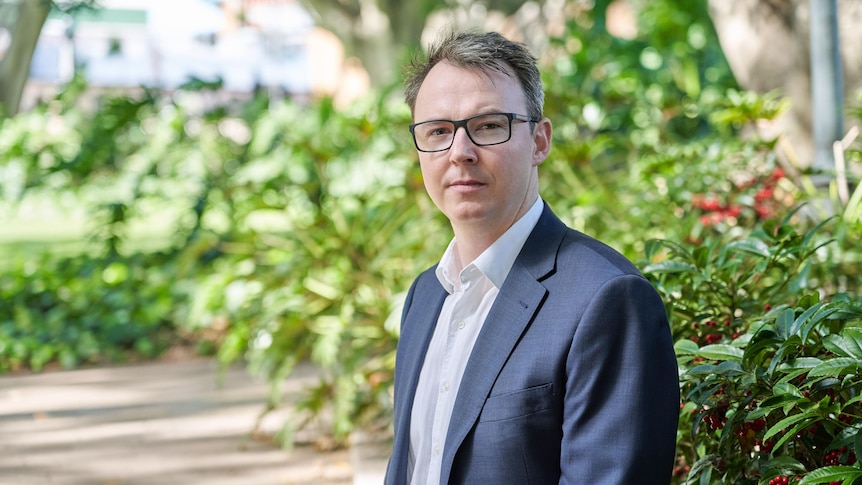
[531,118,552,167]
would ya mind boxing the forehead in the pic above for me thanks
[414,62,526,120]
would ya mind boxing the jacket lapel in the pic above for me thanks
[389,273,447,484]
[439,204,566,483]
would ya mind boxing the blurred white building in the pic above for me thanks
[29,0,315,95]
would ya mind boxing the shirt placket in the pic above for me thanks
[425,293,460,482]
[428,272,479,483]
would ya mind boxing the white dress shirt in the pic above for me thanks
[407,197,544,485]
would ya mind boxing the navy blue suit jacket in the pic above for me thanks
[385,204,679,484]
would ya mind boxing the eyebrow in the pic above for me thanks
[415,110,508,123]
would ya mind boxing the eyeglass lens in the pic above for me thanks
[412,113,513,152]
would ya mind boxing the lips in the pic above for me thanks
[449,179,485,188]
[447,179,486,194]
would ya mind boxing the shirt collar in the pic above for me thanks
[436,197,544,293]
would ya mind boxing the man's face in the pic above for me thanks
[412,62,551,240]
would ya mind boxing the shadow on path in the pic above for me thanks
[0,358,354,484]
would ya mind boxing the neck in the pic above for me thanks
[451,232,495,269]
[451,192,539,267]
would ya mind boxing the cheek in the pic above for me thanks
[496,158,532,187]
[418,160,442,192]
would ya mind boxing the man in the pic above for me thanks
[386,30,679,484]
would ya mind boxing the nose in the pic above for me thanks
[448,126,477,164]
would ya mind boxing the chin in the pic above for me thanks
[445,204,493,225]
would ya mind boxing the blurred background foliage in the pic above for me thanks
[2,0,862,482]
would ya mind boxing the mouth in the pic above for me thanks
[449,179,484,187]
[448,179,485,193]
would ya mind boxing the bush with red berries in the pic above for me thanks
[691,166,790,227]
[645,211,862,484]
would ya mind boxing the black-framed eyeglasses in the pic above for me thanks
[409,112,539,153]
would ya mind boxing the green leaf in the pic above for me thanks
[675,338,700,355]
[842,328,862,359]
[823,327,862,360]
[685,454,718,484]
[685,381,725,405]
[310,316,344,368]
[855,430,862,468]
[824,335,853,358]
[686,361,744,377]
[791,302,824,338]
[774,368,813,392]
[773,415,822,450]
[780,357,823,371]
[697,344,744,361]
[798,466,862,484]
[303,276,340,301]
[645,239,692,262]
[773,382,804,398]
[768,335,803,377]
[748,395,802,420]
[761,219,779,239]
[801,215,836,249]
[726,238,771,257]
[686,363,719,376]
[799,292,822,309]
[713,360,745,377]
[798,305,840,343]
[760,455,806,471]
[744,331,781,363]
[693,245,711,267]
[776,308,796,339]
[808,357,860,378]
[643,260,698,274]
[764,411,818,442]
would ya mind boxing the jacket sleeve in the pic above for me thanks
[560,273,679,485]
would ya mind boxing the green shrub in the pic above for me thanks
[644,210,862,484]
[0,250,180,372]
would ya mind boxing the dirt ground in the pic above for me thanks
[0,355,387,485]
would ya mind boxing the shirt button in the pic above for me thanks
[456,320,465,329]
[441,382,449,392]
[434,446,441,455]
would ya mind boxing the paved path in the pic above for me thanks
[0,357,389,485]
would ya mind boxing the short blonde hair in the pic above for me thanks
[403,30,544,121]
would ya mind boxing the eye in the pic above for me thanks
[418,122,453,138]
[476,121,504,131]
[470,114,509,133]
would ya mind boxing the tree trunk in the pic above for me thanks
[0,0,51,117]
[300,0,544,89]
[707,0,862,168]
[302,0,444,88]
